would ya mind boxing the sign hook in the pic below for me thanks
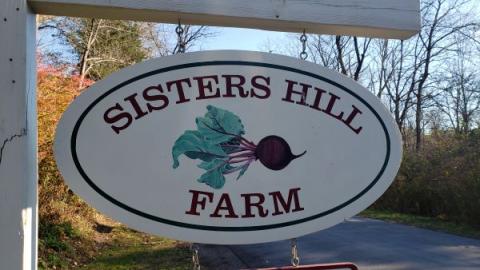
[299,29,308,60]
[190,243,201,270]
[176,19,186,53]
[291,238,300,267]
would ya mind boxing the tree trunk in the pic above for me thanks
[335,36,347,76]
[415,88,422,151]
[79,18,99,89]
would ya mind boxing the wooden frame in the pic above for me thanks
[0,1,420,269]
[28,0,420,39]
[0,1,37,269]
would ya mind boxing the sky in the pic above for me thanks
[199,27,288,51]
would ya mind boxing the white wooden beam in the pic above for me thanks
[28,0,420,39]
[0,0,38,269]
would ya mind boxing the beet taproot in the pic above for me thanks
[255,135,306,170]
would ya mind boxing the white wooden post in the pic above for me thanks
[0,0,38,269]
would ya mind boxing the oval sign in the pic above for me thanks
[55,50,402,244]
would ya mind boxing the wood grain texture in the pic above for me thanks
[0,0,37,269]
[28,0,420,39]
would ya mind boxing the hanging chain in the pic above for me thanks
[176,20,186,54]
[190,243,201,270]
[290,238,300,267]
[299,30,308,60]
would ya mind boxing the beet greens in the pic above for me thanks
[172,105,306,189]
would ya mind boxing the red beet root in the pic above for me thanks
[200,120,306,172]
[255,135,306,170]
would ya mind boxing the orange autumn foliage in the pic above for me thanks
[37,65,97,268]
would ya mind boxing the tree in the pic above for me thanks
[39,18,216,88]
[140,23,215,57]
[50,17,147,88]
[306,35,371,81]
[412,0,477,150]
[335,36,371,81]
[434,33,480,133]
[367,39,421,134]
[307,35,339,70]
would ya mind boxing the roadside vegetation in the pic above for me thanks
[36,18,211,269]
[37,66,191,269]
[370,130,480,229]
[37,64,92,269]
[362,128,480,239]
[361,209,480,239]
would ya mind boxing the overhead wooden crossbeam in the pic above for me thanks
[28,0,420,39]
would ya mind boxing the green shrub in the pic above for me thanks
[373,130,480,227]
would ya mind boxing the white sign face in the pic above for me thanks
[55,51,402,244]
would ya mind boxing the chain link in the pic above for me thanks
[299,29,308,60]
[290,238,300,267]
[176,20,186,54]
[190,243,201,270]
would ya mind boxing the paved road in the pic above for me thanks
[199,217,480,270]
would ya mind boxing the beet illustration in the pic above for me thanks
[172,105,307,189]
[255,135,307,171]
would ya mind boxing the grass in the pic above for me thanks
[80,227,191,270]
[38,220,90,269]
[38,213,191,270]
[360,209,480,239]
